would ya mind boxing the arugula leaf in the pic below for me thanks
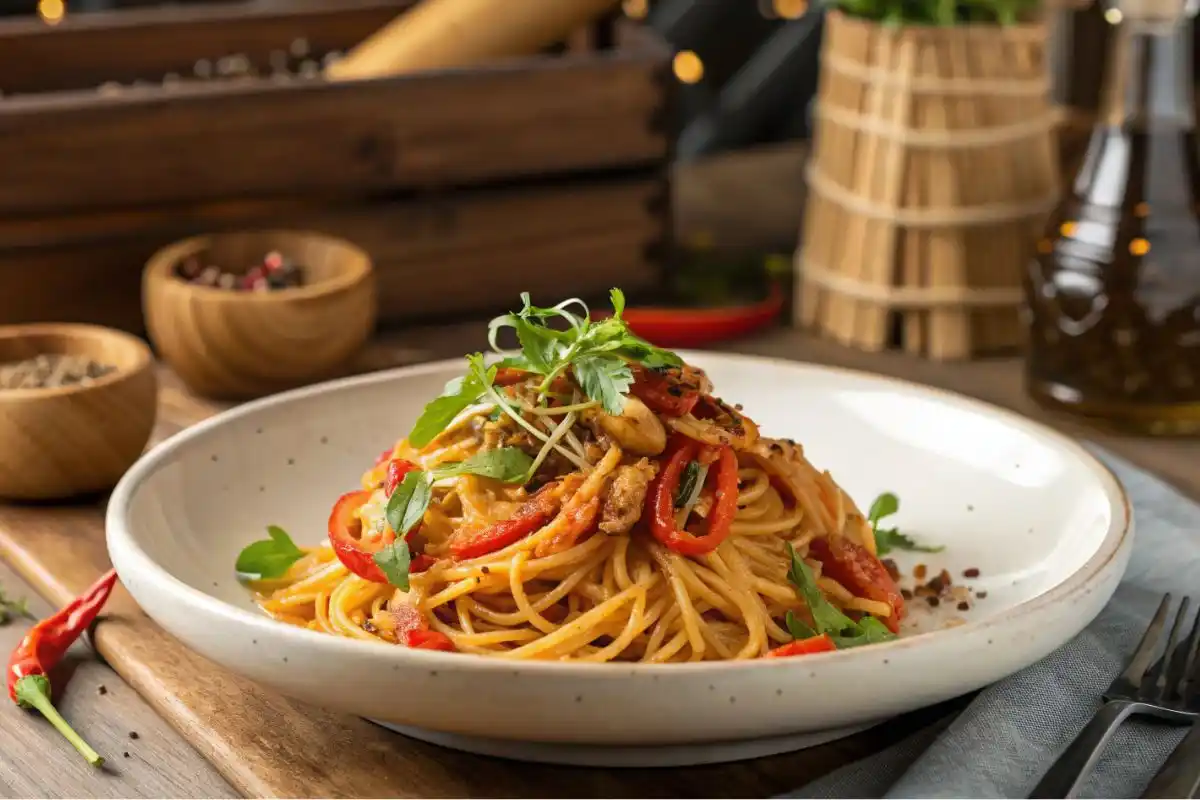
[866,492,942,556]
[386,471,432,537]
[875,528,945,557]
[573,354,634,415]
[407,364,496,448]
[784,543,898,650]
[373,539,413,591]
[433,447,533,483]
[235,525,305,579]
[674,461,702,508]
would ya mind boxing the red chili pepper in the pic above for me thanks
[328,490,394,584]
[8,569,117,767]
[808,536,906,634]
[393,605,456,651]
[765,634,836,658]
[373,447,395,467]
[450,481,563,560]
[383,459,419,496]
[493,367,532,386]
[646,436,739,556]
[629,365,700,417]
[409,554,437,574]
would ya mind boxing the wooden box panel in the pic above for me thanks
[0,2,671,215]
[0,176,668,333]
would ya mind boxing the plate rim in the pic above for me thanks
[106,350,1133,676]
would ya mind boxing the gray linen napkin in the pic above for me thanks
[786,448,1200,800]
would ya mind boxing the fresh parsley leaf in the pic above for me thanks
[785,610,818,641]
[433,447,533,483]
[407,364,496,448]
[830,616,896,649]
[674,461,702,508]
[868,492,900,527]
[865,492,942,556]
[786,543,858,635]
[572,354,634,415]
[784,543,898,649]
[875,528,945,557]
[235,525,305,579]
[386,471,432,537]
[373,539,413,591]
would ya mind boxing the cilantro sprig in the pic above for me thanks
[867,493,944,557]
[783,543,897,650]
[376,447,535,590]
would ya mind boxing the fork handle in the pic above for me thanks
[1030,700,1139,799]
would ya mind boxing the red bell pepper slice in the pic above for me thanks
[629,365,700,417]
[450,481,562,560]
[493,367,532,386]
[374,447,395,467]
[646,435,739,556]
[383,458,419,496]
[765,634,836,658]
[393,605,455,652]
[328,490,393,584]
[808,536,906,634]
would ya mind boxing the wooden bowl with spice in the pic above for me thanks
[0,323,157,500]
[142,230,377,401]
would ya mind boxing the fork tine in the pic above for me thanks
[1182,601,1200,706]
[1152,596,1191,703]
[1124,593,1172,691]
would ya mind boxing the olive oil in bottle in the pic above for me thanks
[1025,0,1200,435]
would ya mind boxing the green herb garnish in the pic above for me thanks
[783,543,897,650]
[435,447,535,483]
[0,588,30,625]
[234,525,305,579]
[868,492,943,557]
[674,461,702,508]
[407,367,498,448]
[373,540,413,591]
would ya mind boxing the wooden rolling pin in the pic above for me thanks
[326,0,623,81]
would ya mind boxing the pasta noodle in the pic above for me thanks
[241,293,907,662]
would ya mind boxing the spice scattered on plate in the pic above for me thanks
[128,731,139,740]
[97,685,107,696]
[0,355,116,391]
[174,251,304,292]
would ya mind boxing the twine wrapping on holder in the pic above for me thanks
[795,12,1062,360]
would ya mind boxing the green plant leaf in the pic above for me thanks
[433,447,534,483]
[572,354,634,416]
[386,471,432,536]
[373,539,412,591]
[235,525,305,579]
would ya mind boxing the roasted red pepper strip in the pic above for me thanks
[765,634,836,658]
[629,365,700,417]
[8,569,117,766]
[328,490,393,584]
[383,459,420,497]
[393,605,456,652]
[409,554,437,574]
[808,536,906,634]
[450,481,562,560]
[646,436,739,556]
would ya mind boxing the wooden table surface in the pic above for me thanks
[1,144,1197,798]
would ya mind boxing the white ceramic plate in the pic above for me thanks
[106,353,1132,767]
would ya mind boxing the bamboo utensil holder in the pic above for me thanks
[142,230,376,400]
[0,324,157,500]
[796,11,1061,360]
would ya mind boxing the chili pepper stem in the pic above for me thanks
[14,675,104,767]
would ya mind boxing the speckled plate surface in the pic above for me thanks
[106,353,1133,764]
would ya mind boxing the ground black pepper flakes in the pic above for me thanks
[963,567,981,579]
[926,596,940,608]
[129,731,140,740]
[957,601,970,611]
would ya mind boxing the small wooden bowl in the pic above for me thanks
[142,230,377,400]
[0,324,158,500]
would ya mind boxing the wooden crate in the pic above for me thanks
[0,0,674,332]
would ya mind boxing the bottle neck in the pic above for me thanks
[1100,18,1196,128]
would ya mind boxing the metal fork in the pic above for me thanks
[1030,594,1200,799]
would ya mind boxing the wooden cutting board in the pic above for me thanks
[1,325,1195,798]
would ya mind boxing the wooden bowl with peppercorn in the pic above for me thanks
[142,230,377,401]
[0,323,157,500]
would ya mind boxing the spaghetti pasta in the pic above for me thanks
[239,290,907,662]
